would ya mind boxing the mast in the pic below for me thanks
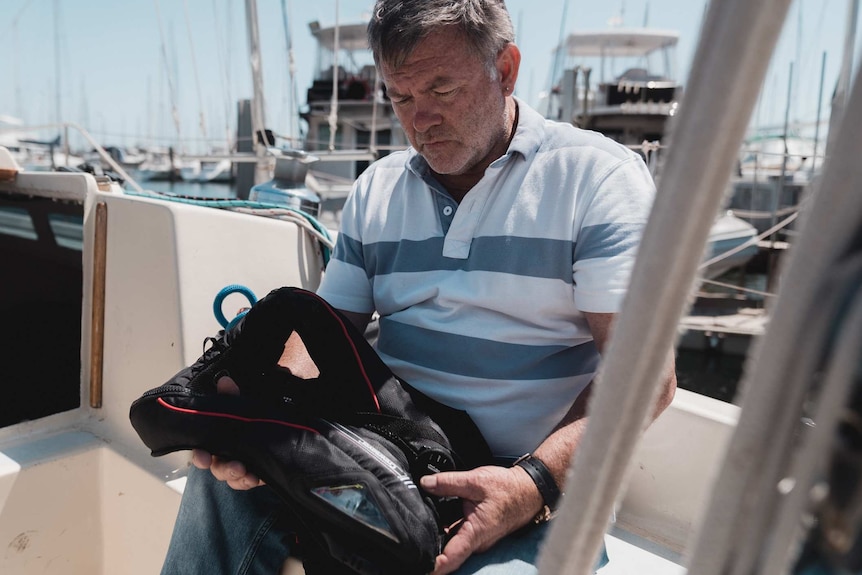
[11,0,35,122]
[211,0,234,152]
[153,0,183,153]
[546,0,570,117]
[328,0,341,152]
[53,0,62,129]
[244,0,270,185]
[279,0,300,147]
[812,52,827,168]
[183,0,208,149]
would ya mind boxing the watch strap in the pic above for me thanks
[514,454,561,522]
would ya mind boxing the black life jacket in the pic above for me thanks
[130,286,492,575]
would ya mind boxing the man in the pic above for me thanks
[162,1,676,573]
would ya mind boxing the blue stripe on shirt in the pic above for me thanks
[574,223,643,261]
[335,223,643,283]
[335,234,576,282]
[377,317,600,381]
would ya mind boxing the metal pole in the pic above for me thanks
[370,68,381,155]
[280,0,300,146]
[772,62,793,282]
[581,67,592,127]
[328,0,341,152]
[546,0,570,117]
[53,0,62,131]
[812,52,827,171]
[826,0,860,161]
[244,0,270,185]
[537,0,794,573]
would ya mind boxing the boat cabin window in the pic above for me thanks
[0,193,82,427]
[0,206,39,241]
[48,212,85,250]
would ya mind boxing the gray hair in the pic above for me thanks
[367,0,515,76]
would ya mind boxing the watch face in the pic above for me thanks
[311,483,399,542]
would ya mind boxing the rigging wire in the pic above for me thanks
[183,0,209,146]
[153,0,184,151]
[211,0,234,152]
[699,209,799,272]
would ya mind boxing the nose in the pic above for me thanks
[411,98,442,134]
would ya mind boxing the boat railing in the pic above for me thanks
[0,122,147,194]
[0,122,400,198]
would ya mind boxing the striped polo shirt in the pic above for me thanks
[317,99,656,456]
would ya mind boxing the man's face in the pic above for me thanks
[380,28,510,178]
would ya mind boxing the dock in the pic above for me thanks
[678,298,768,357]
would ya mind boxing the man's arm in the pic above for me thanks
[421,311,677,575]
[534,312,676,489]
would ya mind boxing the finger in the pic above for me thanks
[420,470,481,499]
[210,457,248,483]
[216,375,241,395]
[191,449,213,469]
[226,472,264,490]
[210,457,265,489]
[432,521,477,575]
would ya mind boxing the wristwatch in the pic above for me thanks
[513,453,562,523]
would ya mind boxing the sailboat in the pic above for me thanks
[0,0,860,574]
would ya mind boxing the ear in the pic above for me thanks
[496,43,521,94]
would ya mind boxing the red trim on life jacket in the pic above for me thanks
[157,397,321,434]
[305,290,381,413]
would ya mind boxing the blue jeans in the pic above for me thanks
[161,466,609,575]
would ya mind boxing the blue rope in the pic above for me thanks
[125,190,333,266]
[213,284,258,330]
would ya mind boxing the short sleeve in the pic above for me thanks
[572,156,656,313]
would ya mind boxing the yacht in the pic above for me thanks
[301,20,408,184]
[545,28,681,146]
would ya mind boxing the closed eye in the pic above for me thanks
[434,88,458,98]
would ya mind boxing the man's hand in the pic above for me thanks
[420,465,544,575]
[190,374,265,490]
[191,331,324,490]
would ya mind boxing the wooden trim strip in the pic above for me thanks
[89,202,107,408]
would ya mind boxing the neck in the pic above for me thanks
[436,99,519,203]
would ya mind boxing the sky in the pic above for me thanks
[1,0,857,153]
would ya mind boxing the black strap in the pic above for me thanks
[514,454,561,521]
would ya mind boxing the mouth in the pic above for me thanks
[420,139,449,150]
